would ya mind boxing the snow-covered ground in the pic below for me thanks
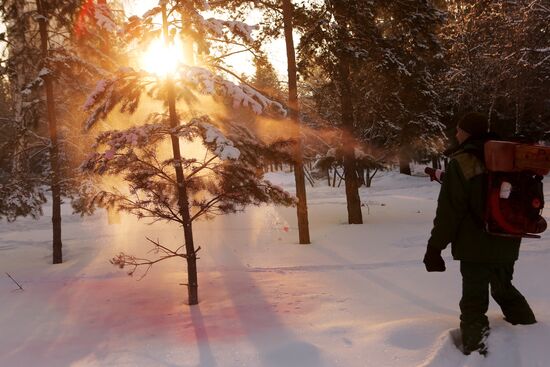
[1,169,550,367]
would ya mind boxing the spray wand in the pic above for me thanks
[424,167,445,184]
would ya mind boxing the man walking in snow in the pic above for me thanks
[423,112,537,356]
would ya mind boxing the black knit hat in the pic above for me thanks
[457,112,489,137]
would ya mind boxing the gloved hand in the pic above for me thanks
[423,246,446,272]
[424,167,444,183]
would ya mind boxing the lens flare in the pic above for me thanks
[140,38,183,77]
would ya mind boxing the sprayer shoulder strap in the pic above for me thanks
[450,151,488,231]
[452,151,486,181]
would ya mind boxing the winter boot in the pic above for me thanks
[461,324,490,356]
[504,313,537,325]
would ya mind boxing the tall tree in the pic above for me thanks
[0,0,115,263]
[0,1,45,221]
[212,0,312,242]
[37,0,63,263]
[299,0,374,224]
[283,0,310,242]
[371,0,445,174]
[251,54,281,98]
[300,1,445,177]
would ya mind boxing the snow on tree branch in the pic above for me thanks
[141,6,161,19]
[179,66,286,117]
[521,47,550,53]
[20,67,51,95]
[94,3,118,33]
[123,13,160,46]
[48,50,109,79]
[83,123,168,171]
[21,76,44,96]
[198,121,240,160]
[38,68,51,77]
[83,68,147,130]
[0,181,47,222]
[202,18,259,44]
[175,4,258,44]
[84,79,111,110]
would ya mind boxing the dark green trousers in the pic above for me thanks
[459,261,536,351]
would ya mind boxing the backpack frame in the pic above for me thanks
[484,141,550,238]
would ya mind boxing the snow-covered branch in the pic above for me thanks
[179,65,286,116]
[199,121,240,160]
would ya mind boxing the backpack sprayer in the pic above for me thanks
[426,141,550,239]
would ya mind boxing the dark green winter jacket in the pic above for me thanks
[427,138,521,262]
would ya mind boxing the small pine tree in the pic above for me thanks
[82,1,295,305]
[251,53,282,98]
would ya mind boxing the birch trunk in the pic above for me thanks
[6,1,29,173]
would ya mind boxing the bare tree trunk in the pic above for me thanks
[304,168,314,187]
[337,56,362,224]
[37,0,62,264]
[283,0,310,244]
[399,149,411,175]
[162,5,198,305]
[431,156,439,170]
[328,11,363,224]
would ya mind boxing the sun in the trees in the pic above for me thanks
[139,37,184,77]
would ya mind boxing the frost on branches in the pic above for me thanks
[84,65,286,131]
[179,66,286,116]
[81,115,293,222]
[0,180,47,222]
[176,2,259,45]
[80,113,295,293]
